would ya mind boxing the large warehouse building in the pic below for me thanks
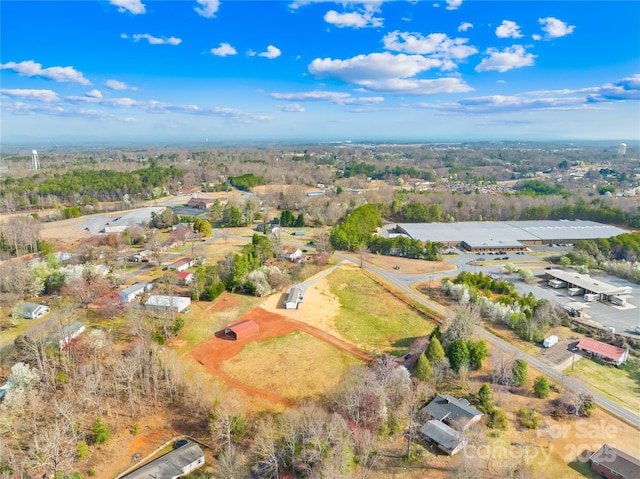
[385,220,628,253]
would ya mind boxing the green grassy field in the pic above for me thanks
[564,357,640,415]
[329,268,435,355]
[220,331,364,401]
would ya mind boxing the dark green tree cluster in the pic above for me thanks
[343,161,377,178]
[367,236,444,260]
[228,173,265,191]
[218,234,274,292]
[574,231,640,262]
[150,207,179,229]
[329,204,385,251]
[391,201,443,222]
[192,265,226,301]
[516,180,567,197]
[445,338,488,372]
[223,205,245,227]
[2,166,183,207]
[279,210,304,227]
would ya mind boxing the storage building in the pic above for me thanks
[224,320,259,341]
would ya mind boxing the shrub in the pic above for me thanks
[488,408,508,430]
[447,339,470,373]
[517,408,541,429]
[413,353,432,382]
[425,336,445,362]
[76,440,89,460]
[512,359,529,387]
[478,383,492,408]
[533,376,551,398]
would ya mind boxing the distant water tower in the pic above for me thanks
[618,143,627,156]
[32,149,40,170]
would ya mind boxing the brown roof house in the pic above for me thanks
[187,196,216,209]
[589,444,640,479]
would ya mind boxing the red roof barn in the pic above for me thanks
[224,320,259,341]
[576,337,629,365]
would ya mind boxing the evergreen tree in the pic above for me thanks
[478,383,492,409]
[413,353,432,382]
[512,359,529,387]
[425,336,445,362]
[467,339,489,370]
[447,339,470,373]
[92,417,110,444]
[533,376,551,398]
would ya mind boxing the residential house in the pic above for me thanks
[167,257,195,273]
[282,247,302,262]
[187,196,215,209]
[55,322,86,349]
[177,272,194,285]
[22,302,50,320]
[132,250,152,262]
[118,282,153,305]
[121,442,205,479]
[421,394,484,431]
[576,337,629,366]
[589,444,640,479]
[419,420,464,456]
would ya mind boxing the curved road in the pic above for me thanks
[336,253,640,429]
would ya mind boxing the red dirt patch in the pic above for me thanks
[191,307,372,406]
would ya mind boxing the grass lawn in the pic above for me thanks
[329,268,435,355]
[564,357,640,415]
[176,294,262,355]
[220,331,364,401]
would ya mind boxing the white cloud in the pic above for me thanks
[194,0,220,18]
[475,45,536,73]
[105,79,135,90]
[1,88,60,103]
[324,8,383,29]
[446,0,463,10]
[355,77,472,95]
[458,22,473,32]
[383,31,477,64]
[211,43,237,57]
[0,60,90,85]
[276,103,306,112]
[86,89,103,98]
[496,20,523,39]
[259,45,281,59]
[532,34,542,41]
[130,34,182,46]
[110,0,145,15]
[309,52,443,84]
[271,90,384,105]
[538,17,575,39]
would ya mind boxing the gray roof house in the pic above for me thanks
[22,302,50,319]
[121,442,205,479]
[421,394,483,431]
[285,286,305,309]
[419,420,464,456]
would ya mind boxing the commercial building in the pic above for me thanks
[575,337,629,366]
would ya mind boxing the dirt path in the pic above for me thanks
[190,307,372,406]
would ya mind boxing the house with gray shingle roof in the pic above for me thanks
[420,394,483,431]
[121,442,205,479]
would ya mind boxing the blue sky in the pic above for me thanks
[1,0,639,145]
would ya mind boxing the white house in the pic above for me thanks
[118,282,153,305]
[55,322,86,349]
[122,442,205,479]
[177,272,194,285]
[167,257,195,273]
[282,247,302,262]
[22,302,50,320]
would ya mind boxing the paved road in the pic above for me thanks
[336,253,640,428]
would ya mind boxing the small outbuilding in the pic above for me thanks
[285,286,305,309]
[224,320,259,341]
[543,335,558,348]
[145,295,191,313]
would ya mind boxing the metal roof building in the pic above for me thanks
[224,320,260,340]
[386,220,628,251]
[145,295,191,313]
[576,337,629,365]
[544,269,623,297]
